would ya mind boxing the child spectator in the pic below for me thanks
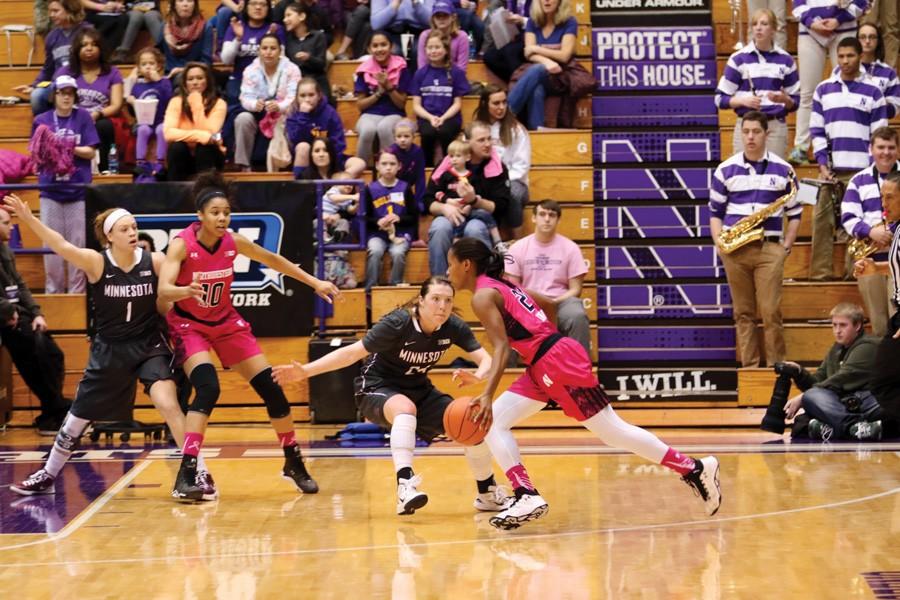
[159,0,213,78]
[363,150,416,290]
[162,62,226,180]
[31,75,99,293]
[387,119,426,212]
[321,171,360,243]
[125,46,172,181]
[354,31,411,165]
[411,30,470,166]
[416,0,469,71]
[54,27,124,173]
[432,139,505,250]
[286,78,367,178]
[235,34,301,171]
[15,0,92,116]
[283,3,331,105]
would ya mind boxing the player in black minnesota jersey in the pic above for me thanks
[274,276,512,515]
[4,195,214,501]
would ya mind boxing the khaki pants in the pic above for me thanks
[857,272,894,337]
[810,171,853,280]
[720,240,787,367]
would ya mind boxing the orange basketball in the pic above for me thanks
[442,396,488,445]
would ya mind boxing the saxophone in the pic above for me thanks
[717,181,796,254]
[847,217,887,261]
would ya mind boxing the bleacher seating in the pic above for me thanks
[1,0,896,429]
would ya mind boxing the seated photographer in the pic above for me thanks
[760,302,882,441]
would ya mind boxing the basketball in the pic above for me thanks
[442,396,488,445]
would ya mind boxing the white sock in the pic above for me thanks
[390,413,417,475]
[484,391,544,472]
[582,405,668,463]
[44,414,91,477]
[463,442,494,482]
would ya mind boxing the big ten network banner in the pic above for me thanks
[591,4,737,391]
[85,181,316,337]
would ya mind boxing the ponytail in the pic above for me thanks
[449,237,508,279]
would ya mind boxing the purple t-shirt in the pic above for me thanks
[410,64,470,122]
[54,66,124,112]
[353,69,412,117]
[31,108,100,203]
[525,16,577,48]
[131,78,173,126]
[224,22,286,78]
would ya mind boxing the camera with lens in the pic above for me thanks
[774,361,802,378]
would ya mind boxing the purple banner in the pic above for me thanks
[597,205,712,239]
[593,96,718,129]
[596,168,712,201]
[598,367,737,401]
[597,246,722,279]
[593,27,715,61]
[593,132,719,163]
[594,59,716,91]
[597,283,731,318]
[597,326,735,362]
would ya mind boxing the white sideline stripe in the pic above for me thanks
[3,485,899,568]
[0,460,153,552]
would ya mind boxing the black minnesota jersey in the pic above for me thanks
[359,309,481,389]
[90,248,159,342]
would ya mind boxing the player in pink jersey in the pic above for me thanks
[446,238,722,530]
[159,171,341,501]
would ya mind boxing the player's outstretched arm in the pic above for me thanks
[273,340,368,385]
[232,233,342,304]
[2,193,104,281]
[452,347,492,387]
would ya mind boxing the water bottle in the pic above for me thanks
[108,144,119,174]
[468,32,476,59]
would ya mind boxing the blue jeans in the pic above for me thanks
[508,63,548,130]
[366,236,410,290]
[802,387,882,439]
[30,85,52,115]
[214,6,234,50]
[428,215,491,276]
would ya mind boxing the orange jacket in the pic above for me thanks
[163,92,226,147]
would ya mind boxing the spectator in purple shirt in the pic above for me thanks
[31,75,100,293]
[507,0,577,129]
[411,30,470,166]
[15,0,92,116]
[54,28,125,174]
[416,0,469,71]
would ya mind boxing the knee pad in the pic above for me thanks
[250,367,291,419]
[188,363,220,416]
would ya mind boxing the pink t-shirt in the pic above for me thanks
[505,234,587,297]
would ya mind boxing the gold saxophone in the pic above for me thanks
[717,181,796,254]
[847,234,883,261]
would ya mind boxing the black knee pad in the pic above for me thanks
[188,363,220,416]
[250,368,291,419]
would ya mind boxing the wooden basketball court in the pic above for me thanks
[1,426,898,598]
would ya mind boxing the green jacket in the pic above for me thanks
[797,332,879,394]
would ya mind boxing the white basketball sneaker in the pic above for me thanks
[397,474,428,515]
[474,485,513,512]
[489,493,549,530]
[681,456,722,516]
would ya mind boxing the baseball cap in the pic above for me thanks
[53,75,78,91]
[432,0,455,15]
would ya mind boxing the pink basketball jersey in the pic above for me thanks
[475,274,558,365]
[175,222,237,323]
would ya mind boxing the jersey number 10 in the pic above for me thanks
[199,281,226,308]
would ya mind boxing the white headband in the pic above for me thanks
[103,208,133,236]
